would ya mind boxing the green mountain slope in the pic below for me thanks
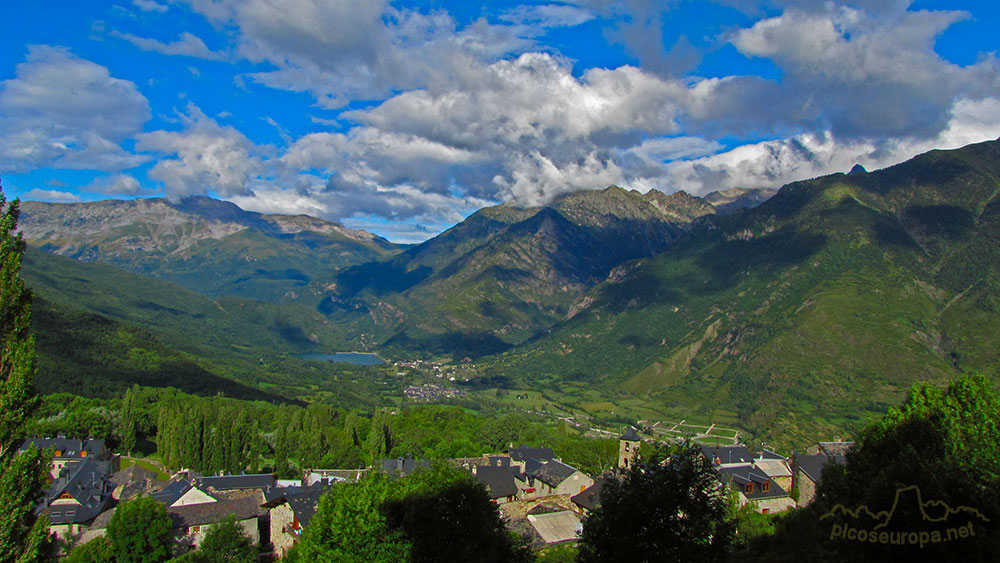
[500,140,1000,447]
[22,247,364,402]
[327,186,722,357]
[19,196,402,303]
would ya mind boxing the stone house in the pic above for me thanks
[39,457,114,541]
[262,487,326,558]
[717,464,796,514]
[516,459,594,500]
[752,450,793,492]
[169,496,263,553]
[151,479,219,508]
[570,478,606,515]
[791,453,847,506]
[20,437,116,479]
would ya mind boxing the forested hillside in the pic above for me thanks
[502,140,1000,447]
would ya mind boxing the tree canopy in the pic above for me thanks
[577,442,732,563]
[0,180,51,562]
[290,463,530,563]
[744,373,1000,561]
[106,496,174,563]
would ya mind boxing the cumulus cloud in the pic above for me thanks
[279,53,692,209]
[722,5,983,140]
[136,104,268,198]
[659,96,1000,195]
[112,31,226,60]
[22,189,82,203]
[0,46,151,173]
[84,173,150,195]
[179,0,586,108]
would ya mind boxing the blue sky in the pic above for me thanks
[1,0,998,242]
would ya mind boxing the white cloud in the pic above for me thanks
[84,173,150,195]
[723,5,985,139]
[136,104,268,198]
[113,31,226,60]
[22,189,82,203]
[0,46,151,173]
[132,0,168,13]
[500,4,595,28]
[659,96,1000,195]
[180,0,567,108]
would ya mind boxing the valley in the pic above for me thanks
[17,140,1000,450]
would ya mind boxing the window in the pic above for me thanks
[745,483,753,494]
[762,480,770,492]
[624,443,630,452]
[762,508,769,514]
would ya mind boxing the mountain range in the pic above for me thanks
[17,139,1000,447]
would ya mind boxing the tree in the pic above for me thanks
[118,384,141,455]
[0,179,52,562]
[577,442,732,563]
[745,374,1000,562]
[290,463,530,562]
[65,537,112,563]
[188,515,255,563]
[106,496,174,563]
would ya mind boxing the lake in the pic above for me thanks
[299,352,385,366]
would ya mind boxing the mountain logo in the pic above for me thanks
[820,485,990,548]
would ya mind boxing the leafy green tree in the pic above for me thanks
[0,180,52,563]
[577,442,732,563]
[65,536,112,563]
[745,374,1000,562]
[291,463,530,562]
[107,496,174,563]
[188,515,255,563]
[118,384,141,455]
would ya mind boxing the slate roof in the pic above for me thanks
[151,479,218,506]
[815,442,854,457]
[168,496,262,528]
[527,511,582,544]
[21,437,108,459]
[22,437,83,457]
[618,427,641,441]
[757,449,787,461]
[109,464,157,486]
[261,485,329,531]
[377,457,430,476]
[571,478,606,512]
[531,460,578,488]
[794,453,847,484]
[286,490,325,529]
[701,445,753,465]
[510,446,554,462]
[473,466,518,499]
[754,460,792,479]
[41,458,113,525]
[196,474,275,491]
[718,464,789,500]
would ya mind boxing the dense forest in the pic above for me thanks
[30,385,619,477]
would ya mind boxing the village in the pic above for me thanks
[23,429,852,559]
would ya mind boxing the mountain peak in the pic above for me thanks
[848,163,868,175]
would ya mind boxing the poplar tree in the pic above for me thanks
[118,384,140,455]
[0,180,51,562]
